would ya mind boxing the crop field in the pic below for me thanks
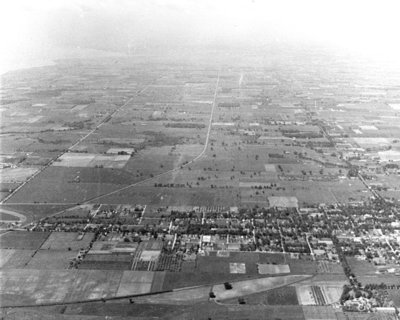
[161,272,257,291]
[116,271,154,296]
[0,269,167,306]
[213,275,311,301]
[258,253,287,264]
[319,285,343,304]
[268,196,299,208]
[150,271,166,292]
[26,250,76,269]
[0,249,16,267]
[287,259,318,274]
[0,168,38,183]
[0,249,35,269]
[39,232,95,251]
[257,263,290,274]
[353,137,391,148]
[295,278,346,306]
[224,285,299,305]
[317,261,344,274]
[301,306,338,320]
[0,231,50,250]
[79,257,132,271]
[196,252,261,274]
[99,185,240,207]
[295,286,316,305]
[357,275,399,286]
[53,153,130,168]
[347,257,378,276]
[6,167,126,204]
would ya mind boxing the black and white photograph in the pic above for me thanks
[1,0,400,319]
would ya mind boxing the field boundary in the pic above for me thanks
[1,72,221,231]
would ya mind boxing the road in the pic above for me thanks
[0,208,27,223]
[1,87,148,205]
[2,72,220,225]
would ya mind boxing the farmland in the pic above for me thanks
[1,38,400,320]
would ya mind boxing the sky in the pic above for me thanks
[1,0,400,72]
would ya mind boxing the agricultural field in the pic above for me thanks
[295,284,343,306]
[0,168,39,183]
[223,285,299,305]
[39,232,94,251]
[347,257,379,276]
[0,249,35,269]
[78,254,133,270]
[25,250,77,269]
[1,40,400,320]
[212,274,311,301]
[160,272,257,291]
[302,306,339,320]
[0,231,50,250]
[0,269,162,306]
[317,261,344,274]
